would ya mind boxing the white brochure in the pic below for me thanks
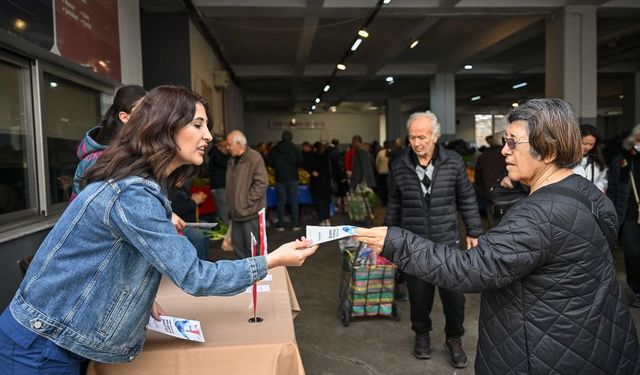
[306,225,356,245]
[147,315,205,342]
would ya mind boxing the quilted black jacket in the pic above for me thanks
[383,174,640,374]
[384,146,483,243]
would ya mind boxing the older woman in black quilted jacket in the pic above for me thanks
[355,98,640,374]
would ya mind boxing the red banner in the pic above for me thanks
[55,0,120,81]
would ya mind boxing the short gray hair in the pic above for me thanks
[227,130,247,145]
[406,111,441,138]
[623,124,640,150]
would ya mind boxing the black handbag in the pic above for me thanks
[490,178,529,216]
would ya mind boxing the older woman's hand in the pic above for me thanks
[266,237,319,268]
[353,227,388,254]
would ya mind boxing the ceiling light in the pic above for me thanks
[351,38,363,51]
[14,18,27,31]
[512,102,519,107]
[358,29,369,38]
[369,106,379,110]
[323,85,330,92]
[464,64,472,70]
[385,76,394,82]
[512,82,527,89]
[619,94,624,99]
[49,82,58,88]
[315,98,320,103]
[308,111,313,115]
[383,0,391,3]
[410,40,419,49]
[336,64,346,71]
[329,106,337,112]
[471,96,481,101]
[311,105,316,110]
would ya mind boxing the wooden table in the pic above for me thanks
[88,267,304,375]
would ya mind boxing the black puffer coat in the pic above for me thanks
[384,146,483,243]
[383,174,640,374]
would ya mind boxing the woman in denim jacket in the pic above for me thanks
[0,86,318,373]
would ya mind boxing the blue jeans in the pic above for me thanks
[0,308,86,374]
[183,226,210,260]
[275,181,299,227]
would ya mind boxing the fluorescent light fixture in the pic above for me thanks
[471,96,481,101]
[385,76,394,82]
[323,85,330,92]
[311,105,316,110]
[315,98,320,103]
[308,111,313,115]
[337,64,346,71]
[464,64,472,70]
[383,0,391,3]
[329,106,337,112]
[619,94,624,99]
[49,82,58,88]
[512,102,519,107]
[351,38,363,51]
[358,29,369,38]
[369,106,379,111]
[512,82,527,89]
[410,40,419,49]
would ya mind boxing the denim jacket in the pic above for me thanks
[9,176,267,363]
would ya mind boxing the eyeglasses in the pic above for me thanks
[502,137,529,150]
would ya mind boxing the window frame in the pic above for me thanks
[35,62,113,216]
[0,50,39,225]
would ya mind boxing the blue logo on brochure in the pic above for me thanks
[342,226,355,234]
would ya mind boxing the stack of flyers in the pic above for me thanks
[147,315,205,342]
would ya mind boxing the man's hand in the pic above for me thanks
[466,236,478,249]
[353,227,388,254]
[191,191,207,205]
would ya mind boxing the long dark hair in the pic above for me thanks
[84,86,212,192]
[580,124,605,170]
[93,85,147,145]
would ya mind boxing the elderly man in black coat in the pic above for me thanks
[384,111,483,369]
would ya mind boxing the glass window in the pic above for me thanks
[41,72,101,205]
[0,57,35,218]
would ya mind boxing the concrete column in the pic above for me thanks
[118,0,143,85]
[430,73,456,139]
[545,6,597,124]
[385,98,402,142]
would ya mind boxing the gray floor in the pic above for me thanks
[214,204,640,375]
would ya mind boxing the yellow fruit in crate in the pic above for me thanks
[298,168,310,184]
[267,166,276,186]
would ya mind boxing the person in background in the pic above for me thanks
[574,124,607,192]
[349,136,376,190]
[384,111,482,369]
[71,85,146,201]
[208,138,230,226]
[375,140,391,205]
[0,86,318,373]
[306,141,333,226]
[226,130,269,258]
[474,131,507,218]
[169,180,210,259]
[608,123,640,308]
[344,136,358,178]
[269,130,303,231]
[388,137,406,165]
[356,98,640,374]
[301,141,314,167]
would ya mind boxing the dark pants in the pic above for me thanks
[312,193,331,222]
[376,173,388,205]
[183,226,210,260]
[620,218,640,293]
[406,273,465,338]
[276,181,299,227]
[231,218,260,259]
